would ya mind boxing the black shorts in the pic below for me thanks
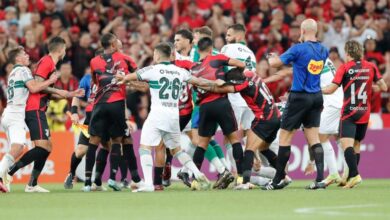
[25,110,50,141]
[89,100,127,139]
[180,114,192,132]
[78,112,111,145]
[199,97,237,137]
[251,114,280,144]
[281,91,323,131]
[339,119,368,142]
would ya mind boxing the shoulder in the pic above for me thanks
[137,65,155,74]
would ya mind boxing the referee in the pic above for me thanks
[263,19,328,190]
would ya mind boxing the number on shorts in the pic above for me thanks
[350,82,367,105]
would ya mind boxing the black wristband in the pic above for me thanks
[71,106,78,114]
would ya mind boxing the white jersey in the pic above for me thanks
[320,59,343,108]
[175,51,191,61]
[4,65,33,113]
[221,43,257,107]
[136,63,192,132]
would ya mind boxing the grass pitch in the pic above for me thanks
[1,180,389,220]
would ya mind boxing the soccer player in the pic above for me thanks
[190,37,247,188]
[265,58,344,186]
[4,37,84,193]
[221,24,256,181]
[322,40,387,188]
[198,69,280,190]
[83,33,138,192]
[116,42,220,192]
[0,47,59,193]
[263,19,328,190]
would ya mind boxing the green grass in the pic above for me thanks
[1,180,390,220]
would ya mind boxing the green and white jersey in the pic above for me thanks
[221,42,257,107]
[320,59,343,108]
[136,62,192,132]
[5,65,33,113]
[190,45,219,62]
[175,51,191,61]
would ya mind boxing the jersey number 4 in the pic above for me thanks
[159,77,181,100]
[350,82,367,105]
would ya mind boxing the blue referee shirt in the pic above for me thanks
[280,41,329,93]
[78,73,92,101]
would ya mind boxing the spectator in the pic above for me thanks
[87,17,101,49]
[47,98,68,131]
[322,15,352,59]
[23,29,42,64]
[54,62,79,107]
[0,27,17,74]
[7,19,21,43]
[364,38,386,71]
[40,0,67,34]
[351,14,377,45]
[206,4,231,37]
[255,30,284,61]
[16,0,32,36]
[23,12,46,42]
[71,33,94,80]
[178,1,205,29]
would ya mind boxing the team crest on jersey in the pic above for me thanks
[307,60,324,75]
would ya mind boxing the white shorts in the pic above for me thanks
[182,120,192,133]
[319,106,341,135]
[140,121,180,149]
[1,111,28,145]
[232,105,254,130]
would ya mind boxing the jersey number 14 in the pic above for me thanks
[350,82,367,105]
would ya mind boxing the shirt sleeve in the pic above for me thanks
[182,69,192,82]
[280,44,299,65]
[21,67,34,83]
[233,80,249,92]
[125,55,138,73]
[332,64,346,86]
[35,58,53,79]
[212,54,230,67]
[136,66,154,81]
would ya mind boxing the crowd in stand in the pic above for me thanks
[0,0,389,131]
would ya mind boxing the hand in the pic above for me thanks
[215,79,226,86]
[71,113,79,124]
[68,88,85,98]
[48,72,59,83]
[115,74,126,85]
[304,162,316,175]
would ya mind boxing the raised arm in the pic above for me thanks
[228,58,246,69]
[264,67,293,83]
[35,75,85,98]
[267,53,284,68]
[25,72,59,93]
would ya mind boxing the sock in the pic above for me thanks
[242,150,254,184]
[0,154,15,176]
[186,143,196,158]
[109,143,121,180]
[139,148,153,186]
[250,176,270,186]
[344,147,359,178]
[273,146,290,184]
[165,148,173,165]
[123,144,141,183]
[260,149,278,168]
[8,147,45,176]
[256,166,277,179]
[232,142,244,175]
[225,143,237,172]
[312,143,324,182]
[85,143,98,186]
[70,152,82,176]
[192,147,206,170]
[356,153,360,166]
[322,141,338,175]
[210,142,229,169]
[175,150,203,179]
[308,146,315,161]
[94,148,109,186]
[29,147,50,186]
[119,155,128,181]
[154,166,163,185]
[205,145,224,174]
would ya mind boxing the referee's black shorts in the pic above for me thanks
[198,97,237,137]
[281,91,323,131]
[89,100,127,139]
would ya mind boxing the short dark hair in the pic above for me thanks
[155,42,172,58]
[333,16,345,22]
[345,40,364,61]
[8,46,24,64]
[225,68,245,84]
[176,29,193,43]
[100,33,116,49]
[95,48,104,56]
[48,36,66,53]
[194,26,213,37]
[228,23,246,33]
[197,37,213,52]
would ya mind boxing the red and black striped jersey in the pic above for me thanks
[90,51,137,104]
[191,54,230,105]
[332,60,382,124]
[233,76,280,120]
[26,55,56,111]
[175,60,195,116]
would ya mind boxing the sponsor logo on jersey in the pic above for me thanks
[307,60,324,75]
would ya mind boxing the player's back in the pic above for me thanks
[336,59,380,123]
[5,66,33,113]
[320,59,343,108]
[90,51,137,104]
[137,63,191,131]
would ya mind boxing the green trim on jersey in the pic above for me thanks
[136,72,142,81]
[159,61,171,65]
[149,80,161,89]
